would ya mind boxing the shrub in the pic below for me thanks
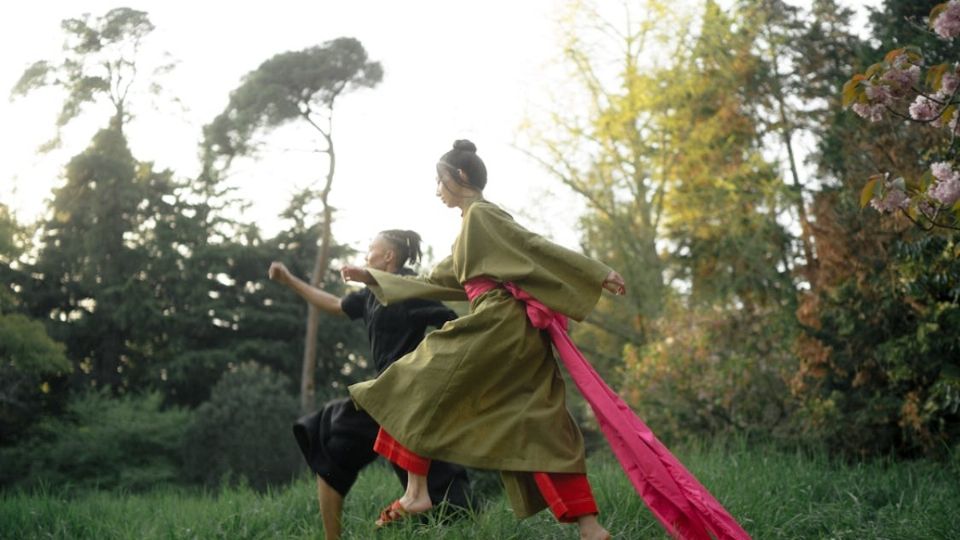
[0,312,71,443]
[622,304,797,445]
[0,389,189,490]
[182,361,300,490]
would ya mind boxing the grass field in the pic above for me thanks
[3,439,959,539]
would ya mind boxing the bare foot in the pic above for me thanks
[374,494,434,528]
[398,492,433,515]
[578,514,612,540]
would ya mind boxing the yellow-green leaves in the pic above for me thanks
[843,74,865,108]
[930,2,950,27]
[860,175,882,208]
[926,63,950,90]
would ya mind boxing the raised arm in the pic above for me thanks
[269,262,345,316]
[341,257,468,304]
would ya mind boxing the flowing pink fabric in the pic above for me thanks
[465,278,751,540]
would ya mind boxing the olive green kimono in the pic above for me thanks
[348,200,612,518]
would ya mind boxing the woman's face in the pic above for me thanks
[365,235,396,271]
[435,167,470,208]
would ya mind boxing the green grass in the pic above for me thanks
[3,440,959,539]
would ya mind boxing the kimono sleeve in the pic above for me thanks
[367,256,468,305]
[459,202,613,321]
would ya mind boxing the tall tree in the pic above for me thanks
[743,0,820,279]
[523,0,683,365]
[621,0,797,439]
[24,128,156,390]
[11,8,179,393]
[204,37,382,413]
[661,0,794,308]
[11,7,173,143]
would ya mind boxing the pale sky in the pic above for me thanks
[1,0,880,268]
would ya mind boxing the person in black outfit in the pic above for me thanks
[268,229,470,540]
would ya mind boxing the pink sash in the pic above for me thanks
[465,277,751,540]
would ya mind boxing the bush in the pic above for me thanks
[622,304,797,445]
[793,233,960,458]
[182,361,300,491]
[0,389,189,491]
[0,312,71,443]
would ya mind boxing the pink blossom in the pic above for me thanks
[941,72,960,95]
[870,183,911,213]
[865,82,894,105]
[931,161,959,183]
[917,199,936,217]
[853,102,885,122]
[909,95,940,121]
[891,53,913,70]
[933,1,960,39]
[930,178,960,206]
[881,65,921,96]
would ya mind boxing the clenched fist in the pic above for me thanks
[268,261,292,284]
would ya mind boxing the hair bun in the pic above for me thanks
[452,139,477,153]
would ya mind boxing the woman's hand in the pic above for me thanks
[340,264,374,284]
[268,261,292,285]
[602,270,626,296]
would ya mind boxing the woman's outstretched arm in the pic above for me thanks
[341,260,468,304]
[269,261,345,316]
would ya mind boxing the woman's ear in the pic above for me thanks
[457,168,469,185]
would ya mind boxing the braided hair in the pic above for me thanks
[378,229,423,267]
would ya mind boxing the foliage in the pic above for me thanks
[0,313,71,444]
[9,10,372,415]
[781,0,960,458]
[0,204,70,444]
[843,1,960,231]
[0,203,26,266]
[660,0,795,308]
[10,7,173,144]
[524,0,678,356]
[536,1,798,442]
[794,193,960,457]
[10,7,185,398]
[20,127,168,392]
[157,233,368,408]
[182,362,301,491]
[625,304,796,444]
[203,36,382,163]
[0,389,190,491]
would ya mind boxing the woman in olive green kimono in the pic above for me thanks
[342,140,625,540]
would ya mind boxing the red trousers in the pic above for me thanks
[374,428,598,522]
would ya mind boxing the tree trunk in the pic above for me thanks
[775,82,817,281]
[300,133,336,414]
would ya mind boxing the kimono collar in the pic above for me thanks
[460,197,485,217]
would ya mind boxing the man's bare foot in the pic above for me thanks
[578,514,612,540]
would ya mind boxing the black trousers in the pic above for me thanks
[293,397,471,507]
